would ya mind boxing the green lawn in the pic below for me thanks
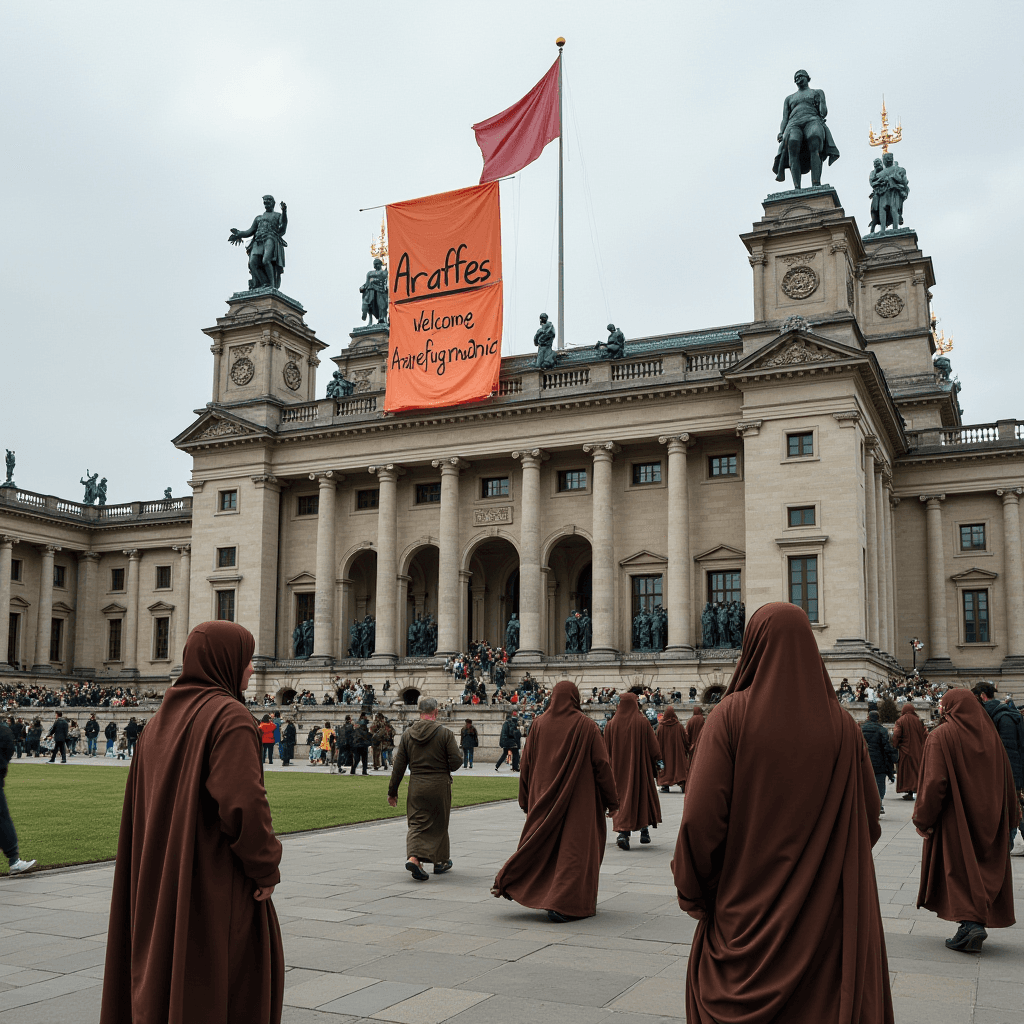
[2,765,517,874]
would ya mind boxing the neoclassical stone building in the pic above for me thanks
[2,185,1022,700]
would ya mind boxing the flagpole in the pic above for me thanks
[556,36,565,350]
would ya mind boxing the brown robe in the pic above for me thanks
[913,687,1019,928]
[604,692,662,833]
[673,603,892,1024]
[685,706,705,755]
[892,703,927,794]
[101,621,284,1024]
[657,705,689,787]
[491,681,618,918]
[388,719,462,863]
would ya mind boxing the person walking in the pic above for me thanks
[124,717,139,758]
[281,719,296,766]
[370,714,383,771]
[0,719,36,876]
[460,719,478,769]
[68,719,81,757]
[860,710,897,814]
[684,705,705,757]
[258,715,276,764]
[46,710,70,764]
[387,697,462,881]
[495,712,522,772]
[100,620,284,1024]
[380,718,395,770]
[10,717,25,758]
[85,714,100,757]
[351,716,371,775]
[673,603,893,1024]
[656,705,689,794]
[318,722,334,766]
[491,680,618,922]
[104,719,117,756]
[604,691,662,849]
[913,688,1019,953]
[892,703,927,800]
[273,711,283,762]
[337,716,353,768]
[25,719,42,757]
[972,681,1024,851]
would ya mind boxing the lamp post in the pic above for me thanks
[909,636,923,672]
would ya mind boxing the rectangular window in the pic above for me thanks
[49,619,63,662]
[111,567,125,591]
[357,488,379,509]
[296,592,315,627]
[154,617,169,660]
[959,524,986,551]
[155,565,171,589]
[788,556,819,622]
[10,559,21,582]
[787,432,814,458]
[788,506,816,527]
[631,575,663,616]
[708,571,742,605]
[216,590,235,622]
[415,482,442,504]
[482,477,510,498]
[557,469,588,492]
[709,455,738,477]
[963,590,990,643]
[632,462,662,485]
[217,546,237,568]
[218,489,238,512]
[53,565,66,589]
[108,619,122,662]
[7,612,19,666]
[297,494,319,516]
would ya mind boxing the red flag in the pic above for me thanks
[472,58,560,183]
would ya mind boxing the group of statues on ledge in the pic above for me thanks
[406,613,438,657]
[504,613,520,655]
[292,618,314,659]
[632,605,669,652]
[326,370,356,399]
[533,317,627,370]
[564,609,594,654]
[348,615,376,659]
[80,471,108,506]
[701,600,746,650]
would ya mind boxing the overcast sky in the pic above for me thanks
[3,1,1022,503]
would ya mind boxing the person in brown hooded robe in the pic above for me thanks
[657,705,689,793]
[685,704,705,756]
[491,680,618,922]
[892,702,927,799]
[673,603,892,1024]
[101,621,284,1024]
[604,691,662,850]
[913,687,1019,953]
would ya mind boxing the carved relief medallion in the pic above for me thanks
[229,357,255,386]
[763,341,831,367]
[875,292,904,318]
[780,266,819,300]
[473,506,513,526]
[282,361,302,391]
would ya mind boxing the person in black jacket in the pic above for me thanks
[281,719,296,766]
[84,714,100,756]
[8,717,25,758]
[46,711,70,764]
[104,720,117,756]
[495,712,522,772]
[972,682,1024,851]
[124,717,139,758]
[350,716,371,775]
[338,716,354,768]
[1,720,36,875]
[860,710,896,815]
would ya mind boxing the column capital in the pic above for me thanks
[658,433,693,451]
[431,456,471,474]
[78,550,101,562]
[38,544,61,555]
[251,474,282,491]
[832,410,862,428]
[310,470,344,486]
[582,441,621,459]
[172,544,192,555]
[919,494,946,508]
[458,569,473,584]
[512,448,549,465]
[736,420,763,437]
[0,535,18,548]
[123,548,140,560]
[369,464,405,480]
[997,487,1024,503]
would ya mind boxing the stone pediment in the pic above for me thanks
[51,601,73,614]
[727,332,864,377]
[950,567,998,583]
[693,544,746,563]
[619,549,668,568]
[147,600,175,613]
[101,602,127,615]
[286,571,316,586]
[10,595,30,609]
[174,411,260,447]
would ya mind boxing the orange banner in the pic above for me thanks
[384,182,502,413]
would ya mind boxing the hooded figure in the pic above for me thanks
[673,603,892,1024]
[604,692,662,849]
[100,621,284,1024]
[685,705,705,755]
[491,681,618,921]
[892,703,927,798]
[657,705,689,792]
[913,688,1019,952]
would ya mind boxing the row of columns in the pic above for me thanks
[864,439,896,652]
[308,437,695,661]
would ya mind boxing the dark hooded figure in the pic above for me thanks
[101,621,284,1024]
[892,703,927,799]
[685,705,705,756]
[604,692,662,849]
[913,687,1019,953]
[672,603,892,1024]
[491,680,618,922]
[657,705,689,793]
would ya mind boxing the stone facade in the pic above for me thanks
[1,187,1021,699]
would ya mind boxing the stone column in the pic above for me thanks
[432,457,469,656]
[369,465,403,660]
[171,544,191,671]
[397,575,411,653]
[997,487,1024,662]
[583,441,621,658]
[458,569,472,651]
[339,578,353,656]
[311,471,340,658]
[122,549,141,674]
[73,551,100,673]
[543,568,557,655]
[512,449,548,658]
[920,495,950,664]
[875,464,890,652]
[471,584,486,644]
[887,495,899,651]
[33,544,60,671]
[0,536,16,665]
[660,434,692,650]
[864,444,879,645]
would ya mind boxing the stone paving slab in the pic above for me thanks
[0,785,1022,1023]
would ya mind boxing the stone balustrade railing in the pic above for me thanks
[0,489,193,523]
[905,419,1024,452]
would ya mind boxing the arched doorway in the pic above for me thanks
[275,686,297,706]
[404,545,439,655]
[401,687,421,705]
[545,534,593,655]
[465,536,520,649]
[702,685,725,704]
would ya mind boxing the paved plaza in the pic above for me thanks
[0,780,1022,1024]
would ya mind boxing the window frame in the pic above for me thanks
[110,567,126,593]
[631,461,663,486]
[959,523,986,552]
[781,427,820,464]
[107,618,123,663]
[414,481,442,505]
[216,489,239,515]
[7,611,20,666]
[788,555,820,623]
[481,476,511,499]
[216,546,237,569]
[155,565,172,590]
[49,616,64,663]
[10,558,22,583]
[296,493,320,517]
[355,488,380,512]
[962,589,990,644]
[53,564,67,589]
[787,505,817,528]
[707,454,739,479]
[707,570,742,605]
[556,469,589,493]
[153,615,170,661]
[216,589,236,622]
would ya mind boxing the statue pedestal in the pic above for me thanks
[331,325,390,397]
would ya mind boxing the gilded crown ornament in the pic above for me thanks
[868,98,902,153]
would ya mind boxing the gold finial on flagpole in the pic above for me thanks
[869,96,902,153]
[931,312,953,355]
[556,36,565,49]
[370,214,388,267]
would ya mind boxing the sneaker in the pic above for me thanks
[8,859,36,876]
[640,829,652,845]
[405,860,429,882]
[616,833,630,851]
[433,859,453,875]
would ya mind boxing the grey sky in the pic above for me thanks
[3,1,1021,503]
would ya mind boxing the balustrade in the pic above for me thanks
[686,350,740,373]
[336,396,377,416]
[542,368,590,390]
[612,359,663,381]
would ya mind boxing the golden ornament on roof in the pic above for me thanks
[868,98,902,153]
[931,312,953,355]
[370,214,388,267]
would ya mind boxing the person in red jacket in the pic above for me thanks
[258,715,276,764]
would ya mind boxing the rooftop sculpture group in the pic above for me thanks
[80,470,107,506]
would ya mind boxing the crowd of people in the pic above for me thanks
[837,674,946,705]
[4,711,144,760]
[0,681,141,711]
